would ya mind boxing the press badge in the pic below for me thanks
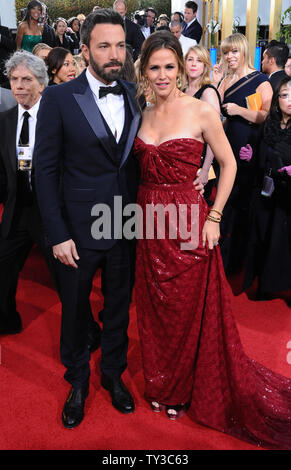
[17,146,32,171]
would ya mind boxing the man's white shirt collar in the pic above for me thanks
[85,68,125,142]
[185,17,196,28]
[86,67,118,100]
[18,98,41,122]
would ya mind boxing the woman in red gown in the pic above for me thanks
[133,31,291,450]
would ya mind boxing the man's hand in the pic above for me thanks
[53,239,79,269]
[193,178,205,196]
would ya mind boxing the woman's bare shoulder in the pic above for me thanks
[17,21,28,32]
[183,93,213,115]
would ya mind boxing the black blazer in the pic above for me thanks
[42,23,57,48]
[55,34,75,53]
[269,69,288,92]
[34,71,141,250]
[182,19,202,43]
[0,105,36,237]
[124,17,144,61]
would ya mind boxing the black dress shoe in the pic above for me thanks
[62,385,89,429]
[0,313,22,335]
[87,321,101,353]
[101,375,135,414]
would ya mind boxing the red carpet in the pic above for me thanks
[0,244,291,451]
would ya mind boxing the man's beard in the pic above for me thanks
[89,51,124,83]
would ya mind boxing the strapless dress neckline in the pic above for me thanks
[135,136,204,148]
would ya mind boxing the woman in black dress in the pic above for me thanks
[184,45,221,203]
[243,76,291,299]
[53,18,74,53]
[215,33,273,275]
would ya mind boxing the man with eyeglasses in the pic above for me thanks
[261,40,289,92]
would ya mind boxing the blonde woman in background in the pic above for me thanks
[214,33,273,275]
[32,42,52,60]
[184,45,221,202]
[74,53,88,76]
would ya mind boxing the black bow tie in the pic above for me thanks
[99,84,123,99]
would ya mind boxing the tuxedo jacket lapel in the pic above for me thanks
[73,73,141,168]
[73,79,116,165]
[119,80,141,169]
[6,105,18,172]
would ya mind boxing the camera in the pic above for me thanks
[133,10,146,27]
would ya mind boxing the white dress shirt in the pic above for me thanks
[86,67,125,142]
[141,25,151,39]
[16,99,41,154]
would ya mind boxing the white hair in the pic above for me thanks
[5,50,49,87]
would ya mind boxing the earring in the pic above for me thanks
[176,74,182,89]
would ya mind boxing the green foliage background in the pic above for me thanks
[14,0,171,24]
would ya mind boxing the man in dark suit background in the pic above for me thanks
[0,87,16,112]
[262,40,289,91]
[0,51,52,336]
[182,1,202,44]
[34,9,141,429]
[140,7,156,40]
[0,18,15,86]
[113,0,144,61]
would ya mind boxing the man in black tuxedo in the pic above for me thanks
[140,7,156,40]
[0,20,15,85]
[182,1,202,44]
[34,9,141,429]
[113,0,144,61]
[261,40,289,92]
[0,51,53,335]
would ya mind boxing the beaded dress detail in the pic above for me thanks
[134,137,291,450]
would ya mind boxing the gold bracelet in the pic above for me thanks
[209,208,223,217]
[206,214,221,223]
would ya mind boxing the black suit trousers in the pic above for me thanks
[57,238,133,388]
[0,203,56,327]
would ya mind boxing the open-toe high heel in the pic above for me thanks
[166,403,190,420]
[151,401,166,413]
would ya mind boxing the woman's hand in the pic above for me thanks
[239,144,253,162]
[222,102,241,116]
[212,62,225,86]
[278,165,291,177]
[202,219,220,250]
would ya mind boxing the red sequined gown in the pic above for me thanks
[134,137,291,450]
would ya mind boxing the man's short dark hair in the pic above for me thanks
[185,1,198,13]
[145,7,157,18]
[265,40,289,68]
[81,8,124,47]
